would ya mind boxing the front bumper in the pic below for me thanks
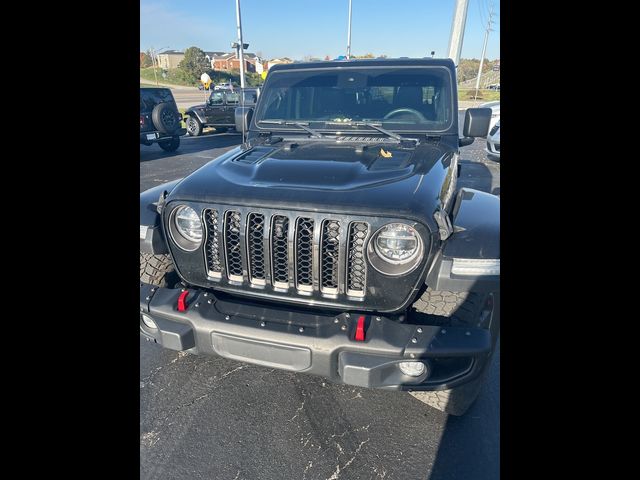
[140,283,496,391]
[486,139,500,157]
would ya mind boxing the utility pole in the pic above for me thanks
[150,47,158,86]
[474,4,495,102]
[447,0,470,68]
[346,0,353,59]
[235,0,246,89]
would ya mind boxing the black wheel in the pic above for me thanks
[158,136,180,152]
[186,116,203,136]
[408,287,498,416]
[151,102,180,135]
[140,252,178,287]
[214,127,228,133]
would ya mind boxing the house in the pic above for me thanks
[156,50,184,69]
[211,51,259,73]
[266,57,293,70]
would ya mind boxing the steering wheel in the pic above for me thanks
[383,108,427,122]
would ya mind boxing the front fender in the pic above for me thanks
[184,108,206,124]
[426,188,499,292]
[140,179,182,254]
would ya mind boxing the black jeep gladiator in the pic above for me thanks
[184,88,259,136]
[140,58,499,415]
[140,87,186,152]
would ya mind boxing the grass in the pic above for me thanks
[458,88,500,102]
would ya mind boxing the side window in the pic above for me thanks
[210,92,224,105]
[225,92,240,104]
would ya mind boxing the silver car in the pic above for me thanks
[486,120,500,160]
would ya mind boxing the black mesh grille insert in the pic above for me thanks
[192,207,377,300]
[295,217,314,289]
[320,220,340,291]
[204,209,222,277]
[224,211,243,279]
[271,215,290,285]
[347,222,368,295]
[247,213,266,283]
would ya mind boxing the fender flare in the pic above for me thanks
[426,188,500,292]
[140,179,182,254]
[184,108,206,125]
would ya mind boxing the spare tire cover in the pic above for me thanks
[152,102,180,134]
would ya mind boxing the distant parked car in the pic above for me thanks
[486,120,500,161]
[184,88,260,136]
[487,84,500,91]
[479,100,500,132]
[214,82,234,91]
[140,87,186,152]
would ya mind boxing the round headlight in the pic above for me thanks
[170,205,203,251]
[374,223,421,264]
[367,222,425,276]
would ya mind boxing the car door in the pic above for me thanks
[223,91,240,125]
[205,91,225,125]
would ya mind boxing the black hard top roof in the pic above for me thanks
[268,57,455,73]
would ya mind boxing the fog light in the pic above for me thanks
[141,314,157,329]
[399,361,426,377]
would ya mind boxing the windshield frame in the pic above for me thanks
[252,65,456,134]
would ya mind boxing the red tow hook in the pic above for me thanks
[177,290,189,312]
[355,315,366,341]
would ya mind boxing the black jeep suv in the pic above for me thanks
[140,87,186,152]
[184,88,259,136]
[140,59,499,415]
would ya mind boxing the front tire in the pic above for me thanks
[186,116,203,136]
[140,252,177,287]
[158,136,180,152]
[408,287,496,416]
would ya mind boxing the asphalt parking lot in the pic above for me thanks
[140,120,500,480]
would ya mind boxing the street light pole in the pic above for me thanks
[235,0,246,89]
[346,0,353,59]
[447,0,470,69]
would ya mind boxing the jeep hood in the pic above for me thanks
[168,139,456,220]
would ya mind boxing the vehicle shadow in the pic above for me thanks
[139,133,242,163]
[428,341,500,480]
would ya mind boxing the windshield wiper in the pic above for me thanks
[258,120,324,138]
[326,121,418,145]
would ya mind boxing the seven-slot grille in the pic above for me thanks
[203,208,369,297]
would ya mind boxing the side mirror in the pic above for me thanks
[235,106,253,131]
[463,108,492,138]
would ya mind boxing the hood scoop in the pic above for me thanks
[233,146,277,164]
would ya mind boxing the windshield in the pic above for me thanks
[254,66,453,132]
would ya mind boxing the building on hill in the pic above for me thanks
[156,50,185,69]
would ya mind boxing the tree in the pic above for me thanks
[140,51,153,68]
[178,46,211,83]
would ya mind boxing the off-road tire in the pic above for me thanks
[409,287,493,415]
[151,102,181,135]
[140,252,177,287]
[186,116,203,136]
[158,136,180,152]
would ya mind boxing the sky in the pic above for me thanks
[140,0,500,60]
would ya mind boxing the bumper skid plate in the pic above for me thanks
[140,283,492,390]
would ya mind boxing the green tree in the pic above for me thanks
[178,46,211,83]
